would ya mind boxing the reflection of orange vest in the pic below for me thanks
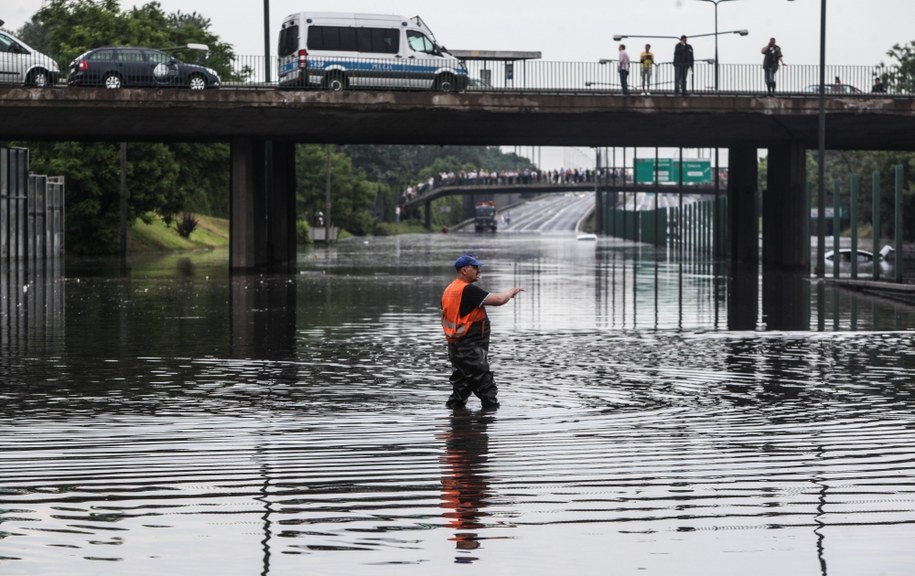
[441,279,487,343]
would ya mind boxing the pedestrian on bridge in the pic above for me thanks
[762,37,784,95]
[639,43,654,95]
[618,44,631,95]
[673,35,694,96]
[441,255,523,409]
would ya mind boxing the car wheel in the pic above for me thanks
[27,68,51,87]
[104,73,122,89]
[325,73,346,92]
[434,74,456,93]
[188,74,207,90]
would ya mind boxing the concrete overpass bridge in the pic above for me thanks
[400,180,722,229]
[2,86,914,272]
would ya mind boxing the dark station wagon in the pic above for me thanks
[67,46,220,89]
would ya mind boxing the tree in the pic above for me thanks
[295,145,383,236]
[13,1,237,254]
[796,40,915,241]
[879,41,915,94]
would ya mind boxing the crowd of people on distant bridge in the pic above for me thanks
[401,168,622,203]
[400,165,729,204]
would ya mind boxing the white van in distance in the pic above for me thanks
[276,12,468,92]
[0,20,60,87]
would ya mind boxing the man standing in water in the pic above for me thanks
[441,255,523,409]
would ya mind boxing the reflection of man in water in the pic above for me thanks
[440,410,493,563]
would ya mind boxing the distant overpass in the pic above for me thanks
[400,180,722,211]
[400,179,723,230]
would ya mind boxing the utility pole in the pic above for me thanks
[119,142,128,272]
[324,145,332,244]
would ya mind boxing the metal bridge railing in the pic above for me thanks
[207,56,909,96]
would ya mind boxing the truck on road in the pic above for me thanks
[474,201,497,232]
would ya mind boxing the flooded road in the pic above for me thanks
[2,230,915,576]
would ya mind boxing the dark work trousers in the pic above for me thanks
[674,65,689,94]
[619,69,629,95]
[447,336,498,407]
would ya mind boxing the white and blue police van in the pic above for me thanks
[276,12,468,92]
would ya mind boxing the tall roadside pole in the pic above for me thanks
[693,0,743,92]
[789,0,827,276]
[264,0,271,83]
[815,0,827,278]
[324,145,333,244]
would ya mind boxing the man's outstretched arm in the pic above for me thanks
[484,287,524,307]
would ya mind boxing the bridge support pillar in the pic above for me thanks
[726,146,759,330]
[726,146,759,264]
[424,200,432,230]
[230,138,297,272]
[268,141,298,272]
[760,141,809,330]
[763,141,808,271]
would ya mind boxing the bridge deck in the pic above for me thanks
[2,87,913,150]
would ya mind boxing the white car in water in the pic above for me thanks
[0,22,60,87]
[824,244,894,263]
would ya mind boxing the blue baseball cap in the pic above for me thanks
[454,254,483,269]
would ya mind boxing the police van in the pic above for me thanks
[276,12,468,92]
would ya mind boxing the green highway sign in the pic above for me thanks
[634,159,712,184]
[634,158,674,183]
[680,160,712,183]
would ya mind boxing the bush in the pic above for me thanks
[176,212,198,238]
[296,219,312,244]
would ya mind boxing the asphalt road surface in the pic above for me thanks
[497,192,595,233]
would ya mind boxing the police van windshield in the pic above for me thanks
[407,31,437,55]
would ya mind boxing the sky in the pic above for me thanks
[6,0,913,66]
[4,0,914,169]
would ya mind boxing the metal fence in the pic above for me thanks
[209,56,909,96]
[1,147,66,262]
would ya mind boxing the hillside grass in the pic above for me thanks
[127,213,229,252]
[125,214,438,253]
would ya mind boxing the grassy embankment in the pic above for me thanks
[126,215,433,252]
[127,214,229,252]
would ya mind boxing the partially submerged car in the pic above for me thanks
[825,244,894,263]
[67,46,219,89]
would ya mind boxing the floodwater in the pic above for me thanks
[2,231,915,576]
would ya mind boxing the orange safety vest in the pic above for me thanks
[441,278,487,343]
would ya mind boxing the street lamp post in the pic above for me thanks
[613,30,747,91]
[789,0,827,277]
[693,0,742,91]
[264,0,271,83]
[613,30,747,42]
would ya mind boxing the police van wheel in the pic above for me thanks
[325,73,346,92]
[434,74,456,93]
